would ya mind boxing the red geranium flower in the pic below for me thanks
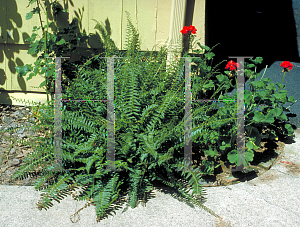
[188,25,197,34]
[280,61,293,72]
[181,25,197,35]
[225,60,240,71]
[181,26,189,34]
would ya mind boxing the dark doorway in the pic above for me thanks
[205,0,300,74]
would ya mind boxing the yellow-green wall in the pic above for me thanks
[0,0,205,106]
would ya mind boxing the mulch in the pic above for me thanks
[0,104,50,186]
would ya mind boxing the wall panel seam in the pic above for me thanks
[121,0,124,50]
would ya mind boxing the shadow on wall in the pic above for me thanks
[0,0,114,105]
[0,0,29,102]
[205,0,300,78]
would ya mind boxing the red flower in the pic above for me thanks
[188,25,197,34]
[225,60,240,71]
[181,25,197,35]
[181,26,189,34]
[280,61,293,72]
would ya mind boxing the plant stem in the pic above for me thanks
[45,2,50,102]
[259,65,268,82]
[279,71,286,92]
[36,0,44,34]
[46,7,48,55]
[36,0,50,102]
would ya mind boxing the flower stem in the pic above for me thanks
[279,71,286,92]
[259,65,268,82]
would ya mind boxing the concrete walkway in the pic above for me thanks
[0,128,299,226]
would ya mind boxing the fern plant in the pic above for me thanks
[7,12,239,223]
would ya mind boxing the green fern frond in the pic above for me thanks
[136,130,159,160]
[127,168,144,208]
[36,172,76,210]
[124,11,140,54]
[93,174,123,219]
[138,104,159,125]
[62,111,96,134]
[91,19,118,53]
[72,133,98,156]
[11,138,55,181]
[32,169,56,191]
[157,162,222,219]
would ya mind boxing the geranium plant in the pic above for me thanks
[279,61,293,91]
[223,58,296,167]
[181,26,296,169]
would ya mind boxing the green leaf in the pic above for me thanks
[261,112,274,124]
[15,66,24,74]
[244,150,254,163]
[284,124,294,136]
[246,140,254,149]
[288,96,295,103]
[15,64,32,77]
[216,74,228,83]
[266,83,276,91]
[140,153,148,162]
[273,92,287,102]
[27,47,37,55]
[253,111,265,123]
[278,89,287,93]
[227,149,254,166]
[26,72,35,81]
[244,90,253,106]
[220,141,231,151]
[261,78,271,83]
[39,80,46,88]
[275,82,285,90]
[278,113,288,121]
[26,12,34,20]
[34,66,39,74]
[204,146,218,157]
[247,64,255,69]
[270,108,283,117]
[249,80,265,89]
[45,70,53,78]
[250,57,263,64]
[86,155,99,174]
[28,0,37,5]
[56,39,66,45]
[202,80,214,89]
[227,150,237,164]
[198,43,210,51]
[257,90,268,99]
[40,67,48,74]
[205,52,215,60]
[246,139,259,150]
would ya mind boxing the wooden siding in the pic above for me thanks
[0,0,205,106]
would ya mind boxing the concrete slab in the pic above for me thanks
[0,128,299,226]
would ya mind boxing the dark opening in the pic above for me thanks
[205,0,300,73]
